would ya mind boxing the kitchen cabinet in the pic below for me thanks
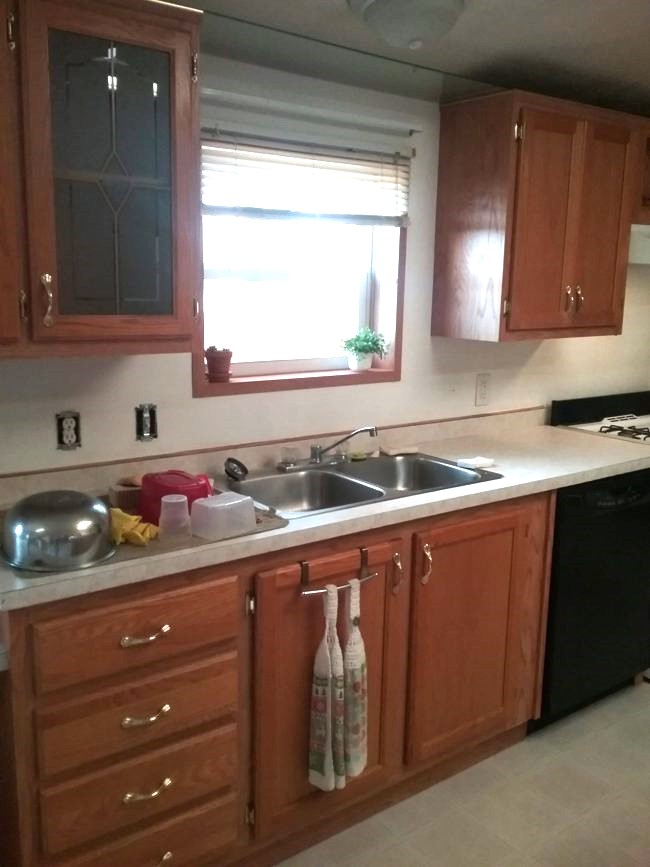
[407,496,551,765]
[0,0,25,343]
[1,495,554,866]
[633,125,650,223]
[253,539,409,840]
[3,570,245,867]
[432,90,641,341]
[18,0,202,343]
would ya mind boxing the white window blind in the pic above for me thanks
[201,138,410,226]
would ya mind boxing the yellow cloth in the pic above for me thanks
[110,508,159,547]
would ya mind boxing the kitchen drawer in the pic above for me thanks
[61,795,239,867]
[37,653,238,777]
[40,724,237,854]
[32,576,239,693]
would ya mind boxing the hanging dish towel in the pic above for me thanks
[344,578,368,777]
[309,585,346,791]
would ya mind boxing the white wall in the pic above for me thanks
[2,58,650,476]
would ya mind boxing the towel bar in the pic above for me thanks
[300,571,379,597]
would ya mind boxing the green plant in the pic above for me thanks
[342,327,387,359]
[205,346,231,354]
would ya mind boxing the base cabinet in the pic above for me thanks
[253,539,409,841]
[2,494,553,866]
[406,496,551,765]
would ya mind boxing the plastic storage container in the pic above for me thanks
[191,492,256,542]
[140,470,212,525]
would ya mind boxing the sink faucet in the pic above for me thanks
[310,425,378,464]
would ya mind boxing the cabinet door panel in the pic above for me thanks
[508,108,584,331]
[0,0,24,343]
[254,540,409,840]
[573,121,635,329]
[21,0,200,342]
[407,499,550,766]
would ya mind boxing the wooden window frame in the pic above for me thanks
[191,227,406,397]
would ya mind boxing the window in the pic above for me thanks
[195,136,409,393]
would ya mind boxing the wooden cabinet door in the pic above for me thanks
[572,120,636,330]
[508,108,584,332]
[406,498,550,766]
[254,539,409,840]
[20,0,201,342]
[0,0,24,343]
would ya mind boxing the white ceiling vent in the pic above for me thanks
[347,0,465,50]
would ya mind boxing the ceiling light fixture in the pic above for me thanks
[347,0,465,50]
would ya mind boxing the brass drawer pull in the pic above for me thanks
[121,703,172,729]
[158,853,173,865]
[123,776,173,804]
[421,543,433,585]
[120,623,171,648]
[41,273,54,327]
[392,552,403,595]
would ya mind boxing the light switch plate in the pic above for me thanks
[475,373,490,407]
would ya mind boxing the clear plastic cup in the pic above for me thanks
[158,493,191,541]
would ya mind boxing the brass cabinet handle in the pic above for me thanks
[120,623,171,648]
[157,852,173,865]
[392,552,403,595]
[121,703,172,729]
[420,543,433,585]
[19,289,29,323]
[40,273,54,327]
[122,776,173,804]
[575,285,584,311]
[564,285,575,312]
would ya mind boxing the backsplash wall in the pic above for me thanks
[2,58,650,477]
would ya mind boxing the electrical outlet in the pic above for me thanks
[475,373,490,407]
[136,403,158,441]
[56,410,81,450]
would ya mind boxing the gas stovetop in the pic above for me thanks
[572,413,650,442]
[551,392,650,442]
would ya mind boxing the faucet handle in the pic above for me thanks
[310,445,322,463]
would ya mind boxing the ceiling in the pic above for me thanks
[185,0,650,115]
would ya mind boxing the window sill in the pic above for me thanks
[192,366,400,397]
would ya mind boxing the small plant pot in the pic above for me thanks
[205,349,233,383]
[347,353,373,371]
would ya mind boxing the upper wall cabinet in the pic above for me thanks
[19,0,202,343]
[0,0,25,344]
[431,90,643,342]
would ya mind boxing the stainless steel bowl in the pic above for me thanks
[2,490,116,573]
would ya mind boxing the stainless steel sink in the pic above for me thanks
[229,453,502,519]
[231,470,385,518]
[340,453,498,492]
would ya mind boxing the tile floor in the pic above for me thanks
[279,682,650,867]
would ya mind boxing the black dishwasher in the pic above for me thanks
[535,469,650,726]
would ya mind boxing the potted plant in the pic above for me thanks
[342,328,387,371]
[205,346,233,382]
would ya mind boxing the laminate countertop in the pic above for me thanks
[1,424,649,671]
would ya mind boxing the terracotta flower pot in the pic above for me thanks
[205,349,232,383]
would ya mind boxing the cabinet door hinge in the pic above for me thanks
[245,803,255,826]
[6,11,16,50]
[514,121,525,142]
[502,298,511,317]
[245,592,255,616]
[191,52,198,83]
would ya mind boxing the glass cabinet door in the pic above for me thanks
[21,0,201,342]
[50,31,172,316]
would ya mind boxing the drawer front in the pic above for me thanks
[61,796,238,867]
[40,725,237,855]
[33,576,239,693]
[37,653,238,777]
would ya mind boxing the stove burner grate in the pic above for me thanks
[599,423,650,440]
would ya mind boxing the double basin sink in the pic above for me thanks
[230,453,502,519]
